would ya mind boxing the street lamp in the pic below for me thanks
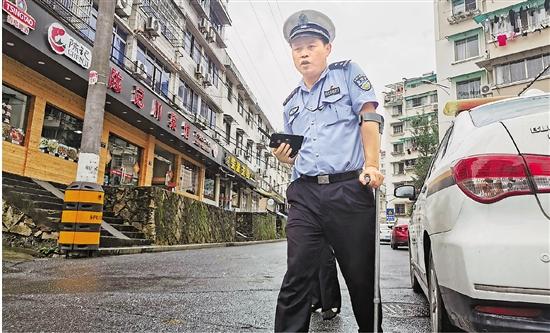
[421,80,450,95]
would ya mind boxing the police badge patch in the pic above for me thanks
[289,106,299,116]
[324,86,340,98]
[353,74,372,91]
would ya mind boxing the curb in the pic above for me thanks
[98,239,287,256]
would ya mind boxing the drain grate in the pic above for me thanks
[383,302,429,318]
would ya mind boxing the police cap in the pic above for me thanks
[283,10,335,44]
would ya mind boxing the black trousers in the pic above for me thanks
[275,178,383,332]
[310,245,341,312]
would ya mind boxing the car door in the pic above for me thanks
[415,125,454,279]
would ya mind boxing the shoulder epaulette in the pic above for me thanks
[283,87,300,107]
[328,60,351,70]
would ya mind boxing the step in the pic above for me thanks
[110,224,139,232]
[102,216,124,225]
[17,193,63,204]
[121,231,147,239]
[35,208,62,219]
[103,211,118,219]
[33,201,64,211]
[2,177,40,189]
[99,236,152,248]
[2,184,52,197]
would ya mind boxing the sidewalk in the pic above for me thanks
[98,239,286,256]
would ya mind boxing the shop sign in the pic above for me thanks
[193,131,213,154]
[181,121,190,139]
[225,154,255,180]
[107,68,123,93]
[150,99,162,121]
[167,112,177,131]
[3,0,35,35]
[131,86,145,109]
[47,22,91,69]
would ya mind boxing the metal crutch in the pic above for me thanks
[360,112,384,333]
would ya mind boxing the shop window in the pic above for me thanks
[2,85,30,146]
[39,104,83,161]
[203,168,217,201]
[104,135,142,186]
[180,159,200,195]
[152,147,176,189]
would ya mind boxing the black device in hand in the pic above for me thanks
[269,133,304,158]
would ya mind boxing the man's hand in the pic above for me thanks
[272,143,296,165]
[359,166,384,188]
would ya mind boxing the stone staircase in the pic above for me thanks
[2,172,151,248]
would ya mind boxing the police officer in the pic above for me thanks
[273,9,384,332]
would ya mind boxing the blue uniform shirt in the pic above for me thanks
[283,61,379,181]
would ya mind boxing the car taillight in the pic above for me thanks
[524,155,550,193]
[452,155,532,203]
[475,305,542,318]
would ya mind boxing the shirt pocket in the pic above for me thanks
[287,108,310,135]
[320,92,354,127]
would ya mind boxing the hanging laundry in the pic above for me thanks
[520,6,528,29]
[509,9,517,30]
[494,15,499,23]
[497,34,507,46]
[545,0,550,12]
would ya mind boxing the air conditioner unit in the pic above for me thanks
[134,60,148,79]
[115,0,132,17]
[198,17,208,33]
[195,64,204,79]
[146,16,161,37]
[203,73,213,87]
[480,84,491,95]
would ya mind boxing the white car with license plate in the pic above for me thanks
[379,223,392,243]
[395,92,550,332]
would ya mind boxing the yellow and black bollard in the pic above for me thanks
[58,182,104,257]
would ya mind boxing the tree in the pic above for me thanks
[409,113,439,189]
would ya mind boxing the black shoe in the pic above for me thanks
[311,304,322,313]
[322,308,340,320]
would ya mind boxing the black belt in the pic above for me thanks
[300,170,360,185]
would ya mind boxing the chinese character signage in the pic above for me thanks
[3,0,35,35]
[131,86,144,109]
[224,154,255,180]
[47,22,92,69]
[108,68,123,93]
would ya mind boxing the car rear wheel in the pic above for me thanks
[428,252,455,332]
[408,246,422,294]
[391,242,398,250]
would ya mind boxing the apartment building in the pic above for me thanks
[2,0,290,213]
[383,73,438,223]
[435,0,550,137]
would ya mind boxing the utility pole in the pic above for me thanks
[75,0,116,182]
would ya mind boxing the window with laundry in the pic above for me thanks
[40,104,83,162]
[2,85,30,146]
[454,35,479,61]
[452,0,476,15]
[456,78,481,100]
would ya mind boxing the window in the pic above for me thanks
[227,82,233,102]
[395,204,406,215]
[392,105,402,116]
[237,96,244,116]
[104,134,142,186]
[2,85,30,146]
[203,168,217,201]
[210,111,217,129]
[136,43,171,98]
[224,120,231,143]
[152,147,176,188]
[190,36,202,64]
[526,56,543,79]
[393,143,404,154]
[456,78,481,100]
[258,116,263,130]
[452,0,476,15]
[495,54,550,85]
[236,132,243,153]
[245,111,252,126]
[111,26,127,66]
[245,141,253,161]
[200,101,209,121]
[180,159,200,195]
[393,162,405,175]
[510,60,526,83]
[206,56,219,88]
[454,35,479,61]
[40,104,83,161]
[256,149,262,166]
[393,124,403,134]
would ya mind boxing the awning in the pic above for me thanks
[473,0,545,24]
[254,187,272,197]
[445,27,482,42]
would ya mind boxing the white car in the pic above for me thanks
[379,223,392,243]
[395,92,550,332]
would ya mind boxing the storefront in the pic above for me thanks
[2,0,226,199]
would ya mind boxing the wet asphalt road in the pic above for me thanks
[2,242,429,332]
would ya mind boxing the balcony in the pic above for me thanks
[190,0,209,19]
[447,8,481,25]
[391,151,405,157]
[384,93,403,106]
[211,0,231,25]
